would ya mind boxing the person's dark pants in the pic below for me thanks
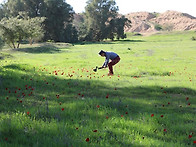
[108,56,120,74]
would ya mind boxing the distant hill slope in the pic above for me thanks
[125,10,196,33]
[73,11,196,34]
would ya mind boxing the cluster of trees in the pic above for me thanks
[0,0,130,49]
[0,12,45,48]
[79,0,129,41]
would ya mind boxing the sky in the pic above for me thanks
[67,0,196,17]
[0,0,195,17]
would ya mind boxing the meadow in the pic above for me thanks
[0,31,196,147]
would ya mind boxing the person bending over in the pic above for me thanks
[99,50,120,75]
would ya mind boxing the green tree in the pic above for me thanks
[0,0,78,43]
[106,16,129,40]
[0,17,25,49]
[1,0,24,17]
[77,22,88,41]
[84,0,118,41]
[1,0,44,18]
[20,12,45,44]
[22,0,44,17]
[0,14,45,49]
[73,13,89,41]
[42,0,75,42]
[113,16,128,40]
[63,24,78,43]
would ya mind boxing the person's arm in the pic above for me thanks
[102,55,110,68]
[98,67,103,69]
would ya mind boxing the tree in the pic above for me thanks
[1,0,25,17]
[41,0,75,42]
[84,0,119,41]
[21,0,44,17]
[20,12,46,44]
[83,0,128,41]
[72,13,90,41]
[0,17,26,49]
[1,0,44,18]
[109,16,129,40]
[63,24,78,43]
[0,0,78,43]
[77,22,89,41]
[0,14,45,49]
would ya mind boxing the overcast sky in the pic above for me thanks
[0,0,195,17]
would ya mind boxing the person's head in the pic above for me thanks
[99,50,106,57]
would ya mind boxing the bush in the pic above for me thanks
[154,24,163,31]
[133,33,142,36]
[191,36,196,41]
[162,24,174,31]
[0,37,4,49]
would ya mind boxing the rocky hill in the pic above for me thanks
[73,11,196,34]
[125,10,196,33]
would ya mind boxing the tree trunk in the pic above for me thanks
[12,42,16,49]
[17,43,20,49]
[29,38,33,45]
[17,39,21,48]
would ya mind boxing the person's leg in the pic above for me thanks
[108,63,113,74]
[108,57,120,74]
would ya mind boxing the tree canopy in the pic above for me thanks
[84,0,118,41]
[77,0,128,41]
[0,0,78,43]
[0,13,45,49]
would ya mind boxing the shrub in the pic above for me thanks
[162,24,174,31]
[152,12,160,17]
[133,33,142,36]
[191,36,196,41]
[154,24,163,31]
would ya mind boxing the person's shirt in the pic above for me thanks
[102,52,119,67]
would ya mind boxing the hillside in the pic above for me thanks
[125,10,196,33]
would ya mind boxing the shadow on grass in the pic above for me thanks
[75,39,145,45]
[129,71,173,77]
[15,43,73,54]
[3,64,33,72]
[0,64,196,146]
[114,39,145,43]
[0,52,13,60]
[15,44,61,54]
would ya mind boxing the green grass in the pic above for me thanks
[0,31,196,146]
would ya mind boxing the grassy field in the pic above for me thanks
[0,31,196,147]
